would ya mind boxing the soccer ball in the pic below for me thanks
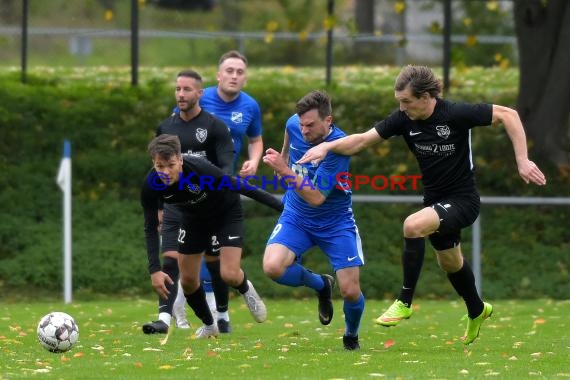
[37,312,79,353]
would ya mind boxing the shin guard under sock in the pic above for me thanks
[447,260,483,318]
[206,260,229,313]
[398,237,425,306]
[185,286,214,325]
[159,256,179,315]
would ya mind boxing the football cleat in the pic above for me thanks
[243,280,267,323]
[318,274,335,325]
[463,302,493,345]
[375,300,413,327]
[217,319,232,333]
[343,335,360,350]
[194,323,219,339]
[142,320,169,334]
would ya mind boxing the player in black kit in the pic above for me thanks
[298,65,546,346]
[142,134,282,338]
[142,70,235,335]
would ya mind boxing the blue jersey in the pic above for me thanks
[283,114,353,228]
[200,87,262,173]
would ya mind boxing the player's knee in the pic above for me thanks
[338,283,361,301]
[262,261,284,280]
[403,216,424,237]
[219,266,240,285]
[179,274,200,293]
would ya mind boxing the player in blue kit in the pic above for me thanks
[262,90,365,351]
[200,51,263,176]
[171,51,264,333]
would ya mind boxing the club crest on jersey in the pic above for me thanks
[231,112,243,124]
[436,125,450,139]
[196,128,207,143]
[185,183,201,194]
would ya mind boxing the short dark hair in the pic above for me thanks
[395,65,442,99]
[296,90,332,119]
[218,50,248,66]
[176,69,203,85]
[147,135,181,160]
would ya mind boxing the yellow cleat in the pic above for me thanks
[463,302,493,345]
[375,300,413,327]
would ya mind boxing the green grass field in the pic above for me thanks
[1,298,568,379]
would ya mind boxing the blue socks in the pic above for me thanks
[344,293,365,337]
[274,263,324,291]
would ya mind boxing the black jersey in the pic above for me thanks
[157,110,234,174]
[141,155,283,273]
[374,98,492,198]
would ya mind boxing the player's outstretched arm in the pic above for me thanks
[297,127,382,165]
[236,178,283,212]
[189,154,283,211]
[492,105,546,186]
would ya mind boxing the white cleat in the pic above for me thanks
[173,304,190,329]
[243,280,267,323]
[175,318,191,329]
[194,323,219,339]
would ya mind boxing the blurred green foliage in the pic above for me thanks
[0,66,567,300]
[0,0,518,67]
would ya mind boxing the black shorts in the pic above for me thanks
[161,204,233,257]
[161,204,183,253]
[425,192,480,251]
[177,200,244,255]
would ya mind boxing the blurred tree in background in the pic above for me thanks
[446,0,515,68]
[0,0,18,23]
[514,0,570,171]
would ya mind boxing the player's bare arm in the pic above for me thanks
[271,131,290,180]
[240,135,263,177]
[263,147,325,206]
[298,127,383,165]
[280,130,290,165]
[492,104,547,186]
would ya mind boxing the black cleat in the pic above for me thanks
[142,320,168,334]
[217,319,232,333]
[318,274,335,325]
[343,335,360,350]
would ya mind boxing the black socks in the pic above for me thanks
[185,286,214,325]
[398,237,425,306]
[160,256,179,314]
[206,260,229,313]
[447,260,484,318]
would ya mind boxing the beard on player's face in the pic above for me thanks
[178,97,197,112]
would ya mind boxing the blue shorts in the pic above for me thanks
[266,212,364,272]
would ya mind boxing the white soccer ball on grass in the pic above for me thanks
[37,311,79,353]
